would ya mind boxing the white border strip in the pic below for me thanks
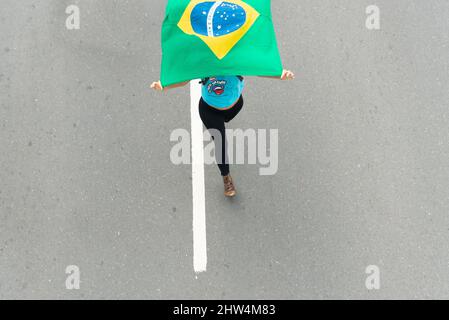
[190,80,207,274]
[207,1,223,37]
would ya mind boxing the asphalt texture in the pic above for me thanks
[1,0,449,299]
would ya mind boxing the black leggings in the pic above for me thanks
[199,95,244,176]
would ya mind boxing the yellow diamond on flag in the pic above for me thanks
[177,0,260,60]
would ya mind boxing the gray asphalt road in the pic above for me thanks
[1,0,449,299]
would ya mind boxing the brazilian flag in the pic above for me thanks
[160,0,283,87]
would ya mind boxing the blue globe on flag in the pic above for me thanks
[177,0,261,59]
[190,1,247,37]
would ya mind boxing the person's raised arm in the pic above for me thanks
[150,80,190,92]
[258,69,295,80]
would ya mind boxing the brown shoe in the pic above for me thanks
[223,174,236,197]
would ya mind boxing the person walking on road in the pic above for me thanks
[151,70,294,197]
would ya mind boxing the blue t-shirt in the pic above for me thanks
[201,76,244,109]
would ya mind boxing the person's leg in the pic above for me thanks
[198,98,230,176]
[224,95,244,123]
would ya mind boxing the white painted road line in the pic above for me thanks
[190,79,207,274]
